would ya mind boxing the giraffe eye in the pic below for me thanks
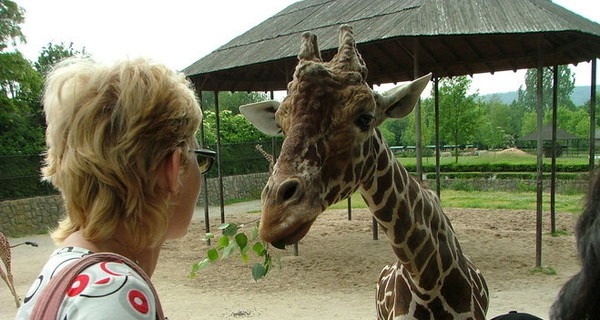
[355,113,375,132]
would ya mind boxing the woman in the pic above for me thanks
[16,57,215,319]
[550,169,600,320]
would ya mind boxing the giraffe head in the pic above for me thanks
[241,25,431,245]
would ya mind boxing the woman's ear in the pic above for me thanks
[159,149,182,195]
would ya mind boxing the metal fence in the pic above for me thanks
[0,139,283,202]
[0,154,58,201]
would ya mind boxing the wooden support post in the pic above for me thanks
[214,91,225,224]
[590,59,597,171]
[434,77,441,199]
[550,66,558,234]
[534,42,544,268]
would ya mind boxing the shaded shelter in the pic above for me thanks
[519,124,584,156]
[184,0,600,266]
[184,0,600,91]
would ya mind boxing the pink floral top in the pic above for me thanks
[16,247,157,320]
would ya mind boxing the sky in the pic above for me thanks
[10,0,600,97]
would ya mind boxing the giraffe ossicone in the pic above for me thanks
[240,24,488,320]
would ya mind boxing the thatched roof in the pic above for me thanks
[520,125,583,141]
[184,0,600,92]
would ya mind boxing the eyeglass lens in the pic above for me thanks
[197,155,214,173]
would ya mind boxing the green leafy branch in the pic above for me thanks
[189,221,278,281]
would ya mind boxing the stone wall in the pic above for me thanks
[198,172,270,206]
[0,195,65,236]
[0,174,587,237]
[0,172,270,237]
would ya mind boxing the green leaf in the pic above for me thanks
[249,227,259,241]
[217,223,232,230]
[207,249,219,261]
[252,263,267,281]
[235,233,248,250]
[241,253,249,263]
[263,254,272,274]
[205,233,215,239]
[218,236,230,248]
[252,242,266,256]
[198,258,210,269]
[222,242,236,259]
[219,223,238,237]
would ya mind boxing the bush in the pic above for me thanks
[405,162,589,173]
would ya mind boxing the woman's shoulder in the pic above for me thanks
[17,247,157,320]
[59,253,157,319]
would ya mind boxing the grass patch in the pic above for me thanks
[529,266,557,275]
[327,190,584,213]
[400,153,588,167]
[551,229,571,237]
[329,193,368,210]
[224,198,256,206]
[440,190,584,213]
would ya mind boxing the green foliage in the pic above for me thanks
[0,0,26,51]
[200,91,269,115]
[404,161,588,174]
[189,222,277,282]
[438,76,481,161]
[399,151,590,173]
[201,110,270,145]
[378,124,396,146]
[0,51,44,155]
[517,66,575,112]
[477,96,520,149]
[34,42,88,75]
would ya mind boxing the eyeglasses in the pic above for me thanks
[189,149,217,174]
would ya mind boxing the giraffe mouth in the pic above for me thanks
[261,216,316,247]
[277,220,315,246]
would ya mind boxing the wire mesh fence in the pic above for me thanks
[0,139,282,201]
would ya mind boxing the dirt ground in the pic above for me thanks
[2,204,580,319]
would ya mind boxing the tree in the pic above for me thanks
[476,96,520,149]
[583,92,600,127]
[200,91,269,115]
[0,0,45,155]
[0,52,44,155]
[438,76,481,162]
[201,110,269,145]
[516,65,576,112]
[35,42,88,75]
[394,97,435,148]
[0,0,25,51]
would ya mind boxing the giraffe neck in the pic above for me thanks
[359,131,463,286]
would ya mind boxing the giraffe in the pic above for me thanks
[240,25,488,319]
[0,231,38,308]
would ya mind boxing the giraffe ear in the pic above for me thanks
[376,73,432,119]
[239,100,282,136]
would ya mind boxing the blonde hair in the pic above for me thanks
[42,57,201,250]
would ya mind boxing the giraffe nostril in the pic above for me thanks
[277,179,302,203]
